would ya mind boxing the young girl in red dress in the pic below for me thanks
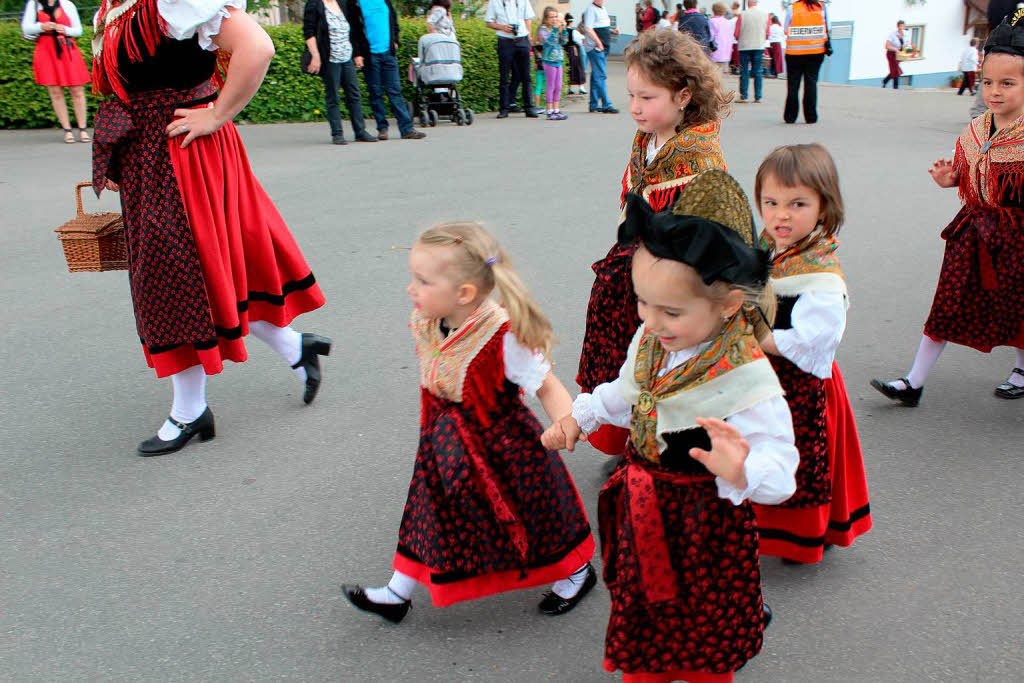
[577,28,730,456]
[343,223,596,623]
[547,170,797,683]
[752,144,872,564]
[91,0,328,455]
[872,14,1024,406]
[21,0,91,142]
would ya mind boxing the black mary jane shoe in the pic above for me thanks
[292,333,332,405]
[763,603,773,628]
[869,376,923,407]
[538,563,597,616]
[137,407,215,456]
[342,584,411,624]
[995,368,1024,399]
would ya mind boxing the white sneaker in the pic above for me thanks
[579,86,587,94]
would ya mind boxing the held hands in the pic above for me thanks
[354,55,364,68]
[929,158,959,188]
[166,103,224,149]
[541,415,587,452]
[688,417,749,490]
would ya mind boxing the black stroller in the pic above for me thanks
[411,32,474,126]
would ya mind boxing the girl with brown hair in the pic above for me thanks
[577,28,732,456]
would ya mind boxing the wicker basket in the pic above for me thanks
[55,182,128,272]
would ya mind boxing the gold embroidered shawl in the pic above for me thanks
[410,301,509,403]
[622,121,728,211]
[618,315,784,463]
[759,232,847,298]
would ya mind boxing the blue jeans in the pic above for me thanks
[579,46,588,78]
[587,48,611,109]
[739,49,763,101]
[364,52,413,135]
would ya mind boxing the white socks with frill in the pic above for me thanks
[550,563,591,599]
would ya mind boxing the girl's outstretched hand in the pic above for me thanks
[689,417,749,490]
[541,415,587,452]
[928,158,958,188]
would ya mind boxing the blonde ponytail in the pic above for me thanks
[417,222,556,358]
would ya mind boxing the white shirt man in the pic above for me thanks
[484,0,535,39]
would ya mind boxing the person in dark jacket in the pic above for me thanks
[344,0,425,139]
[677,0,711,51]
[304,0,376,144]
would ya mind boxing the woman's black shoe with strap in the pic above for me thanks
[293,333,332,404]
[137,407,215,456]
[995,368,1024,399]
[342,585,411,624]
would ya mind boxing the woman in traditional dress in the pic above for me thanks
[21,0,91,142]
[91,0,329,455]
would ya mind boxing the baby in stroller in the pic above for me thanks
[411,20,473,127]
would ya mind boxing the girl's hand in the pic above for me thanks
[104,179,120,193]
[541,422,567,450]
[928,158,958,188]
[354,56,364,68]
[166,104,224,148]
[559,415,586,452]
[689,417,749,489]
[307,54,321,74]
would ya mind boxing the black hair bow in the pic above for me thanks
[986,17,1024,57]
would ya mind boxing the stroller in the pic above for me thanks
[411,32,474,127]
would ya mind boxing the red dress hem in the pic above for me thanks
[392,534,595,608]
[753,502,830,563]
[605,661,735,683]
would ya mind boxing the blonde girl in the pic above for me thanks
[343,222,596,622]
[538,7,569,119]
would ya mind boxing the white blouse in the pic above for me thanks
[502,332,550,399]
[22,0,83,40]
[773,290,847,379]
[572,340,798,506]
[159,0,247,51]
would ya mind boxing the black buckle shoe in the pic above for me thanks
[292,333,332,405]
[538,563,597,615]
[138,407,215,456]
[870,376,923,407]
[342,584,411,624]
[995,368,1024,399]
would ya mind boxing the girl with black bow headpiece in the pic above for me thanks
[543,170,798,683]
[872,9,1024,405]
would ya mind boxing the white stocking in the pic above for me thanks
[893,336,947,390]
[157,365,208,440]
[249,321,306,381]
[365,570,417,604]
[1008,349,1024,387]
[550,563,591,599]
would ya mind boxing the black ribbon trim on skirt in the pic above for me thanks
[396,526,592,585]
[757,527,827,548]
[826,504,871,533]
[142,273,318,355]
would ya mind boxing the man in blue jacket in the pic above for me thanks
[346,0,426,139]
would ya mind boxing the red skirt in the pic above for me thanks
[143,117,325,377]
[32,33,90,87]
[823,363,872,547]
[770,42,784,74]
[923,206,1024,352]
[394,386,595,607]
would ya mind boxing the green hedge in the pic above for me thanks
[0,17,505,129]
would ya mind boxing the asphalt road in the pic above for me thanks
[2,64,1021,683]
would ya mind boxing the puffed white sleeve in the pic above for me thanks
[22,0,42,39]
[571,377,632,434]
[158,0,247,51]
[503,332,550,399]
[772,290,847,379]
[62,0,83,37]
[715,396,798,506]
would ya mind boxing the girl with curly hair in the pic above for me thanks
[577,28,733,456]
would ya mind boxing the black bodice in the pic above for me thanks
[118,34,216,93]
[773,295,798,330]
[657,427,713,476]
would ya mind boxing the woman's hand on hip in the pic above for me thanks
[166,103,224,148]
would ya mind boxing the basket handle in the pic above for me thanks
[74,181,92,217]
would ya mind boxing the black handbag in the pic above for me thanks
[301,49,316,75]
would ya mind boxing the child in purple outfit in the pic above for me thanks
[538,7,569,120]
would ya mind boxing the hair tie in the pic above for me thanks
[485,257,497,266]
[454,236,463,245]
